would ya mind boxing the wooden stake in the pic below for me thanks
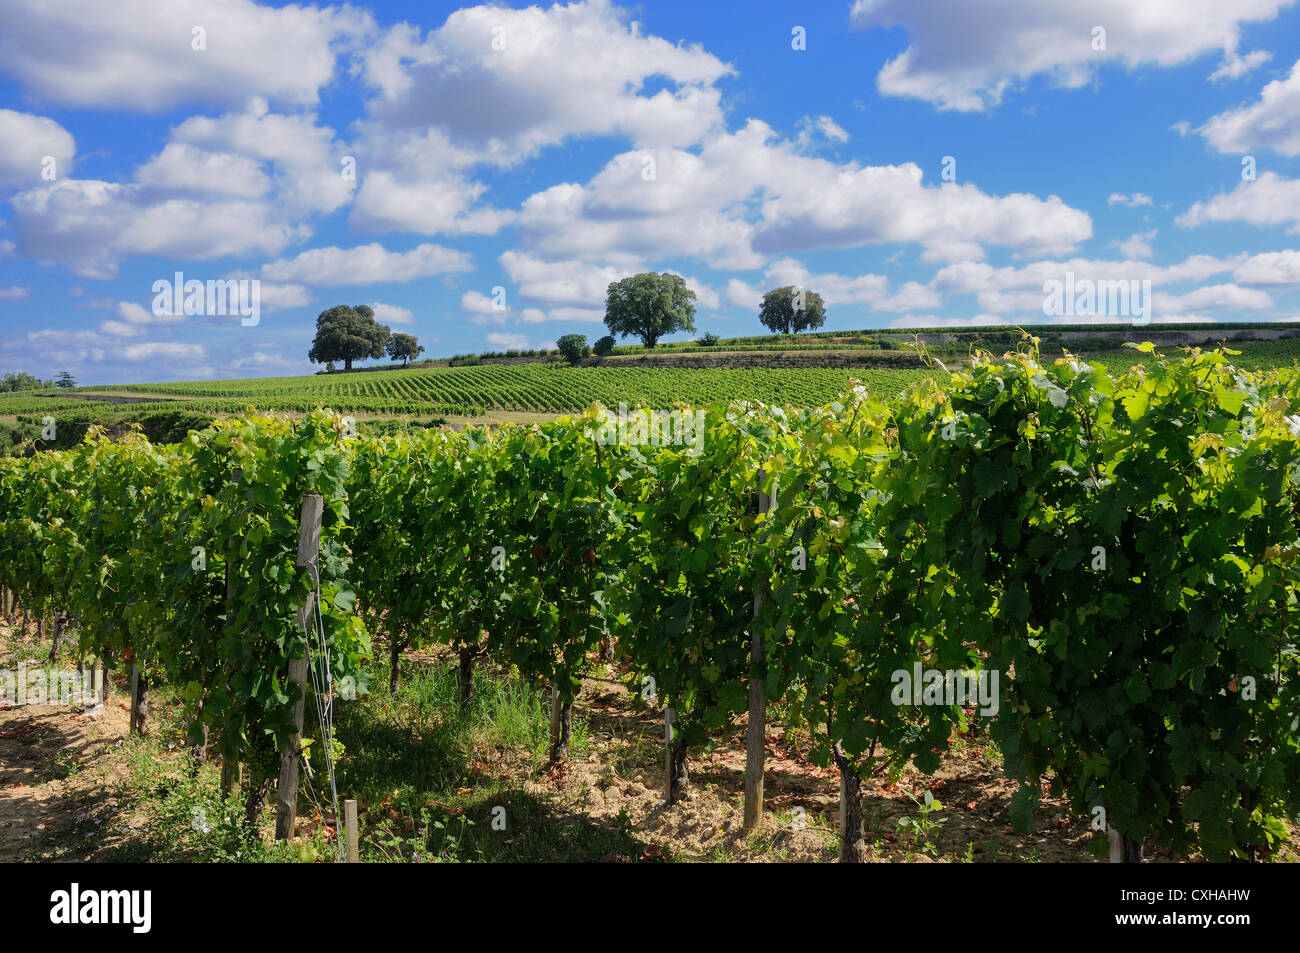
[549,684,561,749]
[344,799,359,864]
[663,706,674,803]
[275,493,322,842]
[743,468,772,831]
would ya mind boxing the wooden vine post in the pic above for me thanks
[344,798,360,864]
[275,493,322,842]
[743,468,773,831]
[663,706,674,803]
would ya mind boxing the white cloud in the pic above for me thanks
[1200,59,1300,156]
[1234,249,1300,285]
[516,121,1092,269]
[255,283,311,312]
[726,278,763,309]
[134,142,270,198]
[369,302,414,325]
[9,178,308,278]
[1209,49,1272,82]
[0,286,29,301]
[0,110,75,190]
[500,251,630,307]
[118,300,183,325]
[794,115,850,152]
[544,307,606,322]
[0,0,373,111]
[461,290,507,314]
[359,0,731,162]
[1112,230,1158,259]
[1178,172,1300,232]
[849,0,1292,112]
[164,100,355,215]
[1155,283,1273,314]
[927,253,1248,317]
[118,342,207,362]
[1108,193,1153,207]
[260,242,473,287]
[486,332,530,350]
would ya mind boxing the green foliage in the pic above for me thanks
[890,343,1300,860]
[593,335,616,358]
[308,305,391,371]
[0,371,52,392]
[385,333,425,367]
[698,333,720,347]
[604,273,697,348]
[556,334,589,366]
[759,286,827,335]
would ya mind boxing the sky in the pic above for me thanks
[1,0,1300,386]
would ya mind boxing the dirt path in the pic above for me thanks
[0,694,133,862]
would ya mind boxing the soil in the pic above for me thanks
[2,630,1288,863]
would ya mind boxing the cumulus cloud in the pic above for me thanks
[500,251,629,307]
[1112,230,1158,259]
[486,332,530,350]
[359,0,731,161]
[1178,172,1300,232]
[0,110,75,190]
[515,121,1092,270]
[0,0,373,111]
[260,242,473,286]
[1234,249,1300,285]
[369,302,414,325]
[849,0,1291,112]
[1199,59,1300,156]
[8,178,309,278]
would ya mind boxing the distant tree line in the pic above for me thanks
[1,371,75,391]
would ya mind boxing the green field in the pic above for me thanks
[79,363,923,414]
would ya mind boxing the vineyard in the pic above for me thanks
[84,363,916,413]
[1,343,1299,862]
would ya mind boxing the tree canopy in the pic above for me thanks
[604,273,696,349]
[556,334,588,365]
[308,305,391,370]
[759,285,826,334]
[386,333,425,367]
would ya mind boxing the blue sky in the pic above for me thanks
[2,0,1300,385]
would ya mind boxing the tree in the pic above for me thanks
[308,305,391,371]
[759,285,826,335]
[592,335,615,357]
[604,273,696,349]
[556,334,588,365]
[1,371,47,392]
[55,371,76,389]
[386,333,425,367]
